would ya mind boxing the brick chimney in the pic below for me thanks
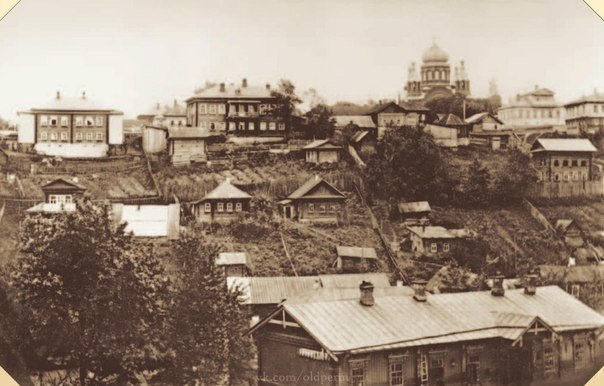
[359,281,374,307]
[219,83,226,92]
[491,275,505,297]
[55,90,61,100]
[524,274,537,295]
[266,83,271,91]
[242,78,248,88]
[173,98,178,107]
[412,280,427,302]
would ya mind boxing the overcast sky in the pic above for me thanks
[0,0,603,120]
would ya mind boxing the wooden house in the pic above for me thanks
[250,281,604,386]
[141,125,167,154]
[278,176,346,223]
[465,112,504,133]
[350,129,377,154]
[397,201,431,224]
[407,225,471,256]
[335,246,378,272]
[26,178,86,214]
[168,126,215,166]
[303,139,342,164]
[216,252,249,277]
[469,130,512,150]
[192,179,252,224]
[367,101,429,130]
[531,138,597,182]
[555,219,584,247]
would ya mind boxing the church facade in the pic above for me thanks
[405,44,471,101]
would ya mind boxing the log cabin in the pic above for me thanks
[192,179,252,224]
[278,176,346,224]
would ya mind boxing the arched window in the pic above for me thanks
[435,70,440,80]
[553,160,559,167]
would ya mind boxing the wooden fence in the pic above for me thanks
[528,180,604,199]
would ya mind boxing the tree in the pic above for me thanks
[492,150,537,205]
[364,127,454,207]
[158,232,253,385]
[462,159,492,207]
[270,79,302,123]
[449,237,492,273]
[304,104,336,139]
[437,263,483,293]
[10,199,171,385]
[425,94,500,120]
[229,195,280,241]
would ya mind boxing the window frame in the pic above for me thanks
[60,116,69,127]
[235,202,242,212]
[430,243,438,253]
[226,202,233,212]
[217,202,224,212]
[204,203,211,213]
[389,358,404,386]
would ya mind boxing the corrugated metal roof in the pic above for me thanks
[201,179,252,200]
[335,246,378,259]
[279,286,604,354]
[217,252,248,266]
[532,138,597,153]
[286,175,346,200]
[465,112,504,125]
[303,139,342,150]
[318,273,390,288]
[334,115,376,128]
[407,226,469,239]
[29,93,120,112]
[398,201,431,214]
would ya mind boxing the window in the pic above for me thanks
[238,122,245,131]
[260,122,267,131]
[209,104,217,114]
[563,172,569,181]
[582,172,588,181]
[443,243,450,252]
[319,204,326,213]
[249,104,256,114]
[49,116,58,126]
[571,284,580,297]
[249,122,255,131]
[85,116,94,127]
[571,160,578,167]
[330,204,337,213]
[217,203,224,212]
[543,340,556,376]
[218,104,225,114]
[574,339,588,369]
[200,121,207,129]
[235,202,242,212]
[96,132,103,142]
[428,355,445,384]
[210,122,215,131]
[562,160,569,167]
[199,104,207,114]
[278,122,285,131]
[86,132,93,141]
[581,160,587,167]
[467,355,480,384]
[40,132,47,140]
[60,116,69,127]
[95,116,103,127]
[430,243,438,253]
[259,104,267,115]
[75,116,83,126]
[60,132,68,141]
[389,359,404,386]
[229,122,236,131]
[572,171,579,181]
[50,132,58,141]
[553,160,559,167]
[204,203,211,213]
[49,194,72,205]
[269,122,276,131]
[40,115,48,126]
[554,173,560,181]
[308,203,315,212]
[350,362,365,386]
[75,132,83,141]
[226,202,233,212]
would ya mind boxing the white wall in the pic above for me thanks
[34,143,108,157]
[108,114,124,145]
[115,204,180,238]
[18,112,35,144]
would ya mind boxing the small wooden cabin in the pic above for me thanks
[168,127,212,166]
[407,226,471,256]
[26,178,86,214]
[555,219,584,247]
[335,246,378,272]
[278,175,346,224]
[303,139,342,164]
[216,252,249,277]
[398,201,431,224]
[192,179,252,224]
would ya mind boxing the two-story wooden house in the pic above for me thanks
[278,176,346,223]
[250,280,604,386]
[185,79,288,140]
[17,91,124,158]
[531,138,597,182]
[192,179,252,224]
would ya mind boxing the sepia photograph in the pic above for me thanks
[0,0,604,384]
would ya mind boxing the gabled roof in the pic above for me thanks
[368,101,428,115]
[351,130,370,143]
[555,219,576,233]
[531,138,597,153]
[200,179,252,201]
[188,82,273,100]
[28,93,121,113]
[41,178,86,192]
[285,175,346,201]
[465,112,504,125]
[216,252,248,266]
[252,286,604,354]
[333,115,376,129]
[335,246,378,259]
[303,139,342,150]
[398,201,431,214]
[539,264,604,284]
[407,226,469,239]
[435,113,466,127]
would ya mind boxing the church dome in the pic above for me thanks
[422,44,449,63]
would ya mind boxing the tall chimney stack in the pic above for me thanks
[412,280,428,302]
[242,78,248,88]
[359,281,374,307]
[81,91,86,99]
[219,83,226,92]
[266,83,271,91]
[524,274,537,295]
[491,275,505,297]
[55,90,61,100]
